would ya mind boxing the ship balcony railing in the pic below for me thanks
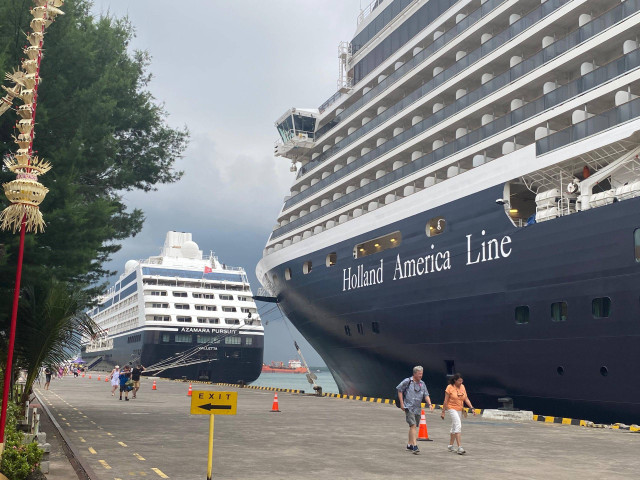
[281,0,640,214]
[537,96,640,155]
[311,0,553,156]
[271,45,640,240]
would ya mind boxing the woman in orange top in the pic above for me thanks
[440,373,475,454]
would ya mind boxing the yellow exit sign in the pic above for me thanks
[190,391,237,415]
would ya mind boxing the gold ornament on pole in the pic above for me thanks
[0,0,64,234]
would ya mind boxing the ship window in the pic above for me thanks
[326,252,337,267]
[600,366,609,376]
[225,336,241,345]
[272,273,278,283]
[175,334,192,343]
[635,229,640,261]
[357,323,364,335]
[175,304,190,310]
[149,315,170,322]
[285,268,292,280]
[372,321,380,334]
[592,297,611,318]
[162,334,170,343]
[445,360,456,376]
[197,317,219,324]
[176,316,192,323]
[426,216,446,237]
[344,325,351,336]
[245,337,253,345]
[515,306,529,324]
[551,302,567,322]
[241,307,255,314]
[225,318,240,325]
[219,294,234,301]
[150,303,169,309]
[354,231,402,259]
[173,291,188,297]
[195,305,216,311]
[222,306,237,312]
[149,290,166,296]
[193,293,215,299]
[197,335,213,344]
[303,261,312,274]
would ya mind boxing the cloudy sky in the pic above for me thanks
[89,0,365,365]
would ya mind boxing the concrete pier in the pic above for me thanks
[35,376,639,479]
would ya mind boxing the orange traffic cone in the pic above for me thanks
[97,375,101,381]
[417,409,432,441]
[105,376,109,382]
[82,373,85,378]
[187,383,192,396]
[152,380,157,390]
[89,374,92,379]
[270,392,281,412]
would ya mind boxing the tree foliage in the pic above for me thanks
[0,0,189,296]
[14,278,98,403]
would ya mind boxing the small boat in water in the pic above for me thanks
[262,360,306,374]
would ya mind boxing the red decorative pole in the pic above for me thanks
[0,0,65,454]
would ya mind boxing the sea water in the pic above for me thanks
[250,367,339,394]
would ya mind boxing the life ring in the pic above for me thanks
[567,181,578,194]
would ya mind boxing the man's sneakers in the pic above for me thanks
[406,444,420,454]
[457,446,466,455]
[448,445,466,454]
[447,444,456,452]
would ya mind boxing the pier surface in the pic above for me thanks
[35,376,638,479]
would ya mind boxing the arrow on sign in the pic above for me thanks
[198,404,232,411]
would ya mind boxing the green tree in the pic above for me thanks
[14,279,99,403]
[0,0,189,298]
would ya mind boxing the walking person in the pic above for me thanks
[397,366,434,455]
[119,365,132,401]
[440,373,476,455]
[131,364,145,399]
[109,365,120,396]
[44,367,52,390]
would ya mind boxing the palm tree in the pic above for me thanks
[13,279,99,402]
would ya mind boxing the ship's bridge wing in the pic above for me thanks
[274,108,317,162]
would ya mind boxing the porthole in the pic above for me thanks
[426,216,446,237]
[592,297,611,318]
[326,252,337,267]
[356,323,364,335]
[551,302,567,322]
[556,366,564,376]
[344,325,351,336]
[303,261,312,274]
[515,305,529,324]
[600,366,608,376]
[372,321,380,334]
[285,268,292,280]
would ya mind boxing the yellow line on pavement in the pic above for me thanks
[98,459,111,469]
[107,432,113,436]
[88,447,97,454]
[78,437,85,443]
[151,468,169,478]
[134,453,146,461]
[118,441,127,447]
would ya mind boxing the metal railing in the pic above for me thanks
[270,38,640,239]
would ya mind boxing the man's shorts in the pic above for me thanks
[120,385,128,392]
[133,380,140,389]
[405,409,421,426]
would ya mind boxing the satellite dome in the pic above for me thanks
[124,260,139,274]
[182,240,200,259]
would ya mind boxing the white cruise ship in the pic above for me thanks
[257,0,640,423]
[83,231,264,383]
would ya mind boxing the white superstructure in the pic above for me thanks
[86,231,262,353]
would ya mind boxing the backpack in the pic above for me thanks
[395,378,412,408]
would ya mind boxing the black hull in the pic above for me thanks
[82,328,263,384]
[266,185,640,424]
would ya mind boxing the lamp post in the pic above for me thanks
[0,0,65,454]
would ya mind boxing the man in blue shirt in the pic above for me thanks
[397,366,434,454]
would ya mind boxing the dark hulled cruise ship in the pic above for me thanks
[257,0,640,423]
[83,231,264,383]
